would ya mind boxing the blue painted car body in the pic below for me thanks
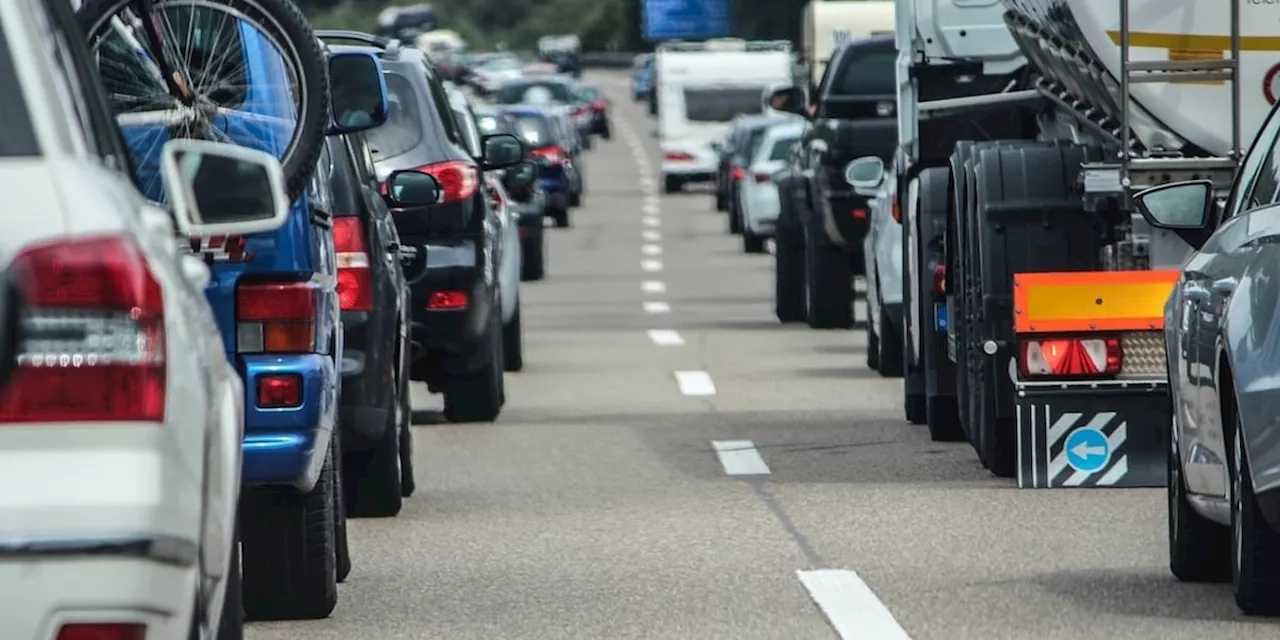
[633,55,654,99]
[502,106,572,199]
[120,22,339,492]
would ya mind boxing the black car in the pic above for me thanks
[474,107,549,280]
[319,32,526,424]
[316,133,416,518]
[573,83,612,139]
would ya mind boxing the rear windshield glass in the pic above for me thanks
[577,85,601,101]
[684,86,764,123]
[0,20,38,156]
[365,73,423,160]
[829,51,896,95]
[496,81,576,105]
[510,114,555,147]
[768,136,800,161]
[736,128,768,161]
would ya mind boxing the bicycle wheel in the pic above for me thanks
[78,0,328,203]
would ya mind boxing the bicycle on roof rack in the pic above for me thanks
[76,0,329,203]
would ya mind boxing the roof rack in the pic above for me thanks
[314,30,389,48]
[657,39,792,53]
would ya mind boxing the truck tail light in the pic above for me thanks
[729,166,746,182]
[753,172,771,183]
[236,281,321,353]
[333,217,373,312]
[933,264,946,294]
[665,151,695,162]
[0,235,166,424]
[1019,337,1122,378]
[56,623,146,640]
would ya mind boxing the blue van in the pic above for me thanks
[112,20,392,622]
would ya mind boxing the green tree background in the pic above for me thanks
[302,0,812,52]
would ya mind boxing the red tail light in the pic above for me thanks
[257,373,302,408]
[236,281,320,353]
[754,172,771,183]
[416,160,479,204]
[729,166,746,181]
[333,217,373,312]
[852,208,867,219]
[1019,337,1122,378]
[666,151,695,162]
[56,624,146,640]
[428,290,469,310]
[571,105,588,117]
[0,235,166,424]
[933,264,946,294]
[531,145,564,164]
[591,99,607,111]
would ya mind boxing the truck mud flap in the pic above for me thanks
[1016,383,1169,488]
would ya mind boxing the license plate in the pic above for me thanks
[935,303,948,330]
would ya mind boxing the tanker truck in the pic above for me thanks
[773,0,1251,488]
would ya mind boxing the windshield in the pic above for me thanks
[684,86,764,123]
[364,73,422,160]
[830,51,896,95]
[481,57,521,72]
[497,81,575,105]
[768,135,800,161]
[511,114,554,148]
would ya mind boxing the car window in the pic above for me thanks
[767,135,800,162]
[511,114,554,148]
[453,106,482,157]
[422,65,465,145]
[829,50,896,96]
[1229,103,1280,217]
[308,141,334,214]
[735,128,768,161]
[365,72,424,160]
[0,16,39,157]
[347,134,378,184]
[684,86,765,123]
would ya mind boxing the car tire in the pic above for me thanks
[397,340,416,498]
[443,310,504,423]
[926,397,965,441]
[503,299,524,372]
[570,189,582,207]
[905,391,926,425]
[715,191,727,212]
[803,231,853,329]
[663,175,682,194]
[331,426,351,580]
[1169,427,1229,583]
[742,228,766,253]
[343,375,404,518]
[550,206,570,228]
[865,299,880,371]
[521,227,546,281]
[213,535,243,640]
[1231,411,1280,614]
[876,304,904,378]
[240,443,338,621]
[728,203,743,235]
[774,229,805,323]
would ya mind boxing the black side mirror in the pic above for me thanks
[767,86,809,118]
[384,170,443,206]
[502,161,538,190]
[0,271,24,388]
[328,52,390,134]
[481,133,525,170]
[1134,179,1216,250]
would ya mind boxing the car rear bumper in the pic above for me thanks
[240,353,335,490]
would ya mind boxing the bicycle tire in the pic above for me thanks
[77,0,329,202]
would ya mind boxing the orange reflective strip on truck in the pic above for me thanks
[1012,270,1180,334]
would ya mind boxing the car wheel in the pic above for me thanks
[1169,419,1229,582]
[1231,410,1280,614]
[331,426,351,579]
[663,175,682,194]
[550,206,570,228]
[774,227,805,323]
[742,228,765,253]
[503,298,524,372]
[443,308,504,423]
[343,383,404,518]
[521,226,546,281]
[212,525,243,640]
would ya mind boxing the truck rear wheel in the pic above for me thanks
[803,229,853,329]
[241,444,338,621]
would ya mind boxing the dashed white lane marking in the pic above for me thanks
[641,204,660,216]
[642,230,661,242]
[642,280,666,294]
[641,259,663,272]
[643,217,661,227]
[711,440,771,475]
[641,244,663,256]
[647,329,684,346]
[675,370,716,396]
[796,570,913,640]
[640,177,656,189]
[643,301,671,314]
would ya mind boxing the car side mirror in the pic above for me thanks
[481,133,525,170]
[767,86,809,118]
[384,170,443,206]
[502,161,538,190]
[328,52,389,135]
[846,156,885,197]
[159,139,291,237]
[0,270,23,389]
[1134,179,1216,249]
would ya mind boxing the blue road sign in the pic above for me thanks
[1064,427,1110,473]
[643,0,731,41]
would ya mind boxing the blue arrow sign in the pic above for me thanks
[643,0,731,41]
[1064,427,1111,473]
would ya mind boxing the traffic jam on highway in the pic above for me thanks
[4,0,1280,638]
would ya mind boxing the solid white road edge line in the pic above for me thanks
[641,259,663,272]
[642,230,661,242]
[641,244,663,256]
[675,370,716,396]
[641,280,666,294]
[643,301,671,314]
[796,569,913,640]
[647,329,684,346]
[711,440,771,475]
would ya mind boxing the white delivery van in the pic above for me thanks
[802,0,894,88]
[657,39,794,193]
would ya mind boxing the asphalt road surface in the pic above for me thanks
[247,72,1278,640]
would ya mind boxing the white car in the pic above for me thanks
[0,0,291,635]
[734,121,804,253]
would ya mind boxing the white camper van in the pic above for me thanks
[802,0,894,87]
[656,39,794,193]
